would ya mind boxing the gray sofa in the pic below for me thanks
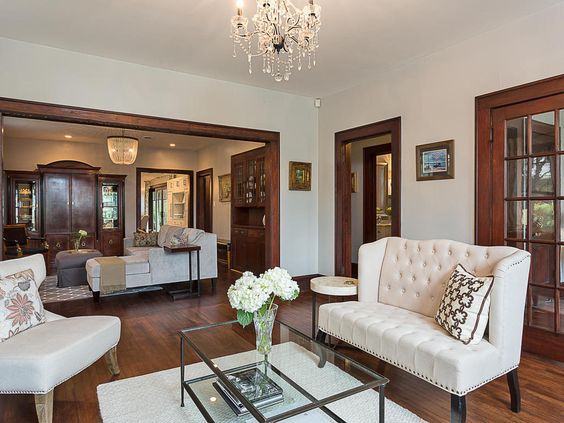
[86,225,217,294]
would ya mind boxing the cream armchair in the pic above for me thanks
[317,238,531,423]
[0,254,121,423]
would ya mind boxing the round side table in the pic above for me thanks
[310,276,358,337]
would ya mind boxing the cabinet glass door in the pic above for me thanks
[101,183,119,229]
[14,180,38,232]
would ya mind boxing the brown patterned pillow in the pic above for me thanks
[133,231,158,247]
[0,269,46,342]
[435,265,494,345]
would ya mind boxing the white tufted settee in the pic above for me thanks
[317,237,531,423]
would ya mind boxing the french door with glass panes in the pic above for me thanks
[491,93,564,353]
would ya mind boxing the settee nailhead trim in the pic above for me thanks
[318,327,518,396]
[0,343,119,395]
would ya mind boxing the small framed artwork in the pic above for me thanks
[351,172,358,193]
[416,140,455,181]
[289,161,311,191]
[218,174,231,202]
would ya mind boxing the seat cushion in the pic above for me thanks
[85,255,149,278]
[0,315,120,394]
[318,301,503,395]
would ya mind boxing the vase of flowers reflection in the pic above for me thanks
[228,268,299,356]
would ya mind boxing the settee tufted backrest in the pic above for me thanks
[376,237,519,318]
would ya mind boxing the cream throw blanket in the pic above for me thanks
[95,257,126,295]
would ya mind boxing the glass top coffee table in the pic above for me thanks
[179,320,389,422]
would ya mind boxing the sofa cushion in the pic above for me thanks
[318,301,503,395]
[157,225,183,247]
[0,269,46,343]
[377,237,517,318]
[85,255,150,278]
[435,265,494,345]
[0,315,120,394]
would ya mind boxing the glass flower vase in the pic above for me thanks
[254,304,278,356]
[73,239,81,252]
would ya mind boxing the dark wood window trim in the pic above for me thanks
[335,117,401,276]
[0,97,280,268]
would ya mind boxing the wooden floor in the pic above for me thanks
[1,269,563,423]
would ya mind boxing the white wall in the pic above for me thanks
[318,4,564,274]
[0,37,318,276]
[197,140,264,240]
[3,138,199,236]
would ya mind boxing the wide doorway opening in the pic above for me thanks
[335,117,401,277]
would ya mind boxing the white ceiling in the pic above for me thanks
[0,0,561,97]
[3,117,258,151]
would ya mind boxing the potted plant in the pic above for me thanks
[228,267,299,356]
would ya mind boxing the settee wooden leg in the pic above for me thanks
[35,390,53,423]
[507,369,521,413]
[211,278,217,294]
[104,346,120,376]
[450,394,466,423]
[92,291,100,303]
[315,330,327,368]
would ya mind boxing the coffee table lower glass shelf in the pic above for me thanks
[180,320,388,422]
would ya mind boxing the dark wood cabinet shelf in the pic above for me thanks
[231,147,266,274]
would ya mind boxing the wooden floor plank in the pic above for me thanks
[1,269,562,422]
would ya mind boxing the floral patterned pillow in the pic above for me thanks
[0,269,46,342]
[133,231,158,247]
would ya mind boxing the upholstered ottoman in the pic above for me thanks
[86,255,151,300]
[56,249,103,287]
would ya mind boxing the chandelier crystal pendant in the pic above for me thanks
[107,132,139,165]
[231,0,321,82]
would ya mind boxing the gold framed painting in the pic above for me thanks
[289,161,311,191]
[218,174,231,202]
[416,139,455,181]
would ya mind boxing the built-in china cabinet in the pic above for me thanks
[6,171,41,238]
[231,147,266,274]
[6,161,126,274]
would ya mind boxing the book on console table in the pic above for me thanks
[213,367,284,416]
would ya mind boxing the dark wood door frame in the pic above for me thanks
[335,117,401,276]
[0,97,280,268]
[475,73,564,362]
[196,168,213,233]
[136,168,195,229]
[363,143,392,244]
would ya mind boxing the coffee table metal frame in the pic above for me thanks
[179,319,388,423]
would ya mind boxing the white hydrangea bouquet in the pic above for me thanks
[228,267,299,355]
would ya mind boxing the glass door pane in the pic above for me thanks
[102,183,119,229]
[531,111,555,154]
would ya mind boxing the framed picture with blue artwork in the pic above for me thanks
[416,139,454,181]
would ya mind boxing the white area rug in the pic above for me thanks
[98,343,425,423]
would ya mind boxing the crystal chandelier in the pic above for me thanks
[231,0,321,82]
[107,132,139,165]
